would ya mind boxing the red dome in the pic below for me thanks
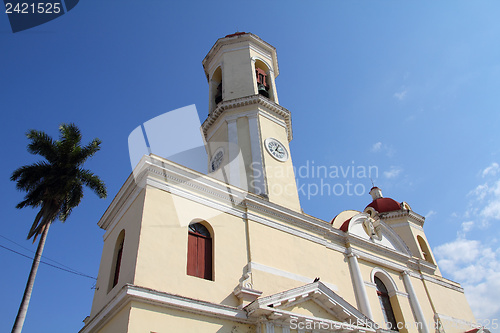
[366,197,401,213]
[340,218,352,232]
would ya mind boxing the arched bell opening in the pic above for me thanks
[254,60,273,101]
[209,66,223,113]
[417,235,435,264]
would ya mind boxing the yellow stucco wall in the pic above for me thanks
[247,218,356,306]
[127,301,255,333]
[424,278,476,330]
[96,303,131,333]
[90,188,146,318]
[222,46,256,100]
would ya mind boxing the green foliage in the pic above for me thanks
[11,123,107,240]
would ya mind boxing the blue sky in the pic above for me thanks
[1,1,500,332]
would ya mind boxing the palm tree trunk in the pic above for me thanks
[11,223,50,333]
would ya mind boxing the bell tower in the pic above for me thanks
[201,32,301,212]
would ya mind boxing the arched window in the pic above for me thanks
[374,276,398,331]
[417,236,434,264]
[187,223,213,280]
[109,230,125,291]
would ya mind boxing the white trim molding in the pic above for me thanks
[249,262,338,292]
[202,94,293,142]
[79,284,251,333]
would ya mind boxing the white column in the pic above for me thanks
[250,57,258,95]
[208,79,218,113]
[265,322,275,333]
[267,69,279,104]
[347,252,373,319]
[402,271,429,333]
[227,118,241,188]
[282,326,290,333]
[247,113,266,195]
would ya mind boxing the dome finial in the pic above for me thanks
[370,187,383,200]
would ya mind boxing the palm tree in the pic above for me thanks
[10,123,107,333]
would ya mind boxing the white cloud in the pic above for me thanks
[462,221,474,234]
[425,210,437,219]
[434,239,500,321]
[371,142,395,157]
[470,183,489,201]
[394,88,408,101]
[468,177,500,223]
[481,196,500,221]
[371,142,382,153]
[482,162,500,178]
[435,238,481,268]
[383,166,402,179]
[463,272,500,325]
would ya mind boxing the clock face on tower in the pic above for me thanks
[265,138,288,162]
[210,148,224,172]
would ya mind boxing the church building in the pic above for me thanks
[79,33,479,333]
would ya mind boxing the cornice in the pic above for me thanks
[434,313,478,330]
[349,246,409,273]
[246,194,330,234]
[382,210,425,227]
[202,33,278,79]
[347,234,412,267]
[79,284,251,333]
[421,274,464,293]
[201,94,293,142]
[97,173,144,235]
[389,221,424,232]
[144,155,247,208]
[407,257,437,275]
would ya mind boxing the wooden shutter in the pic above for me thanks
[202,236,212,280]
[187,232,198,277]
[187,231,212,280]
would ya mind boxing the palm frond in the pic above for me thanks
[59,123,82,146]
[26,130,58,162]
[13,123,107,240]
[72,138,102,166]
[11,162,52,192]
[78,168,107,199]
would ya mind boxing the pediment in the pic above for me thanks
[347,213,411,255]
[245,282,377,332]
